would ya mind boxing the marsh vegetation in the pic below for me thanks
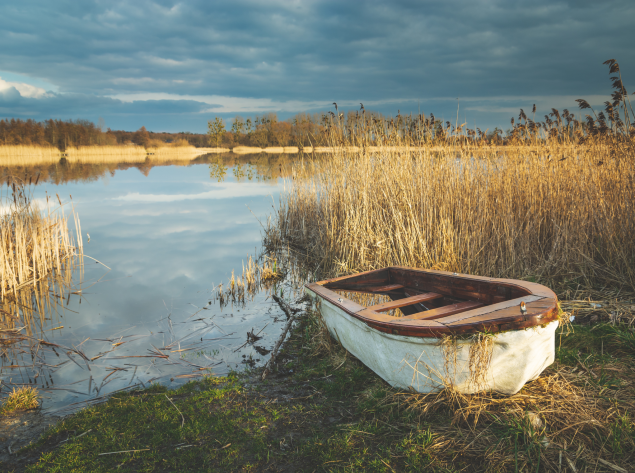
[268,60,635,302]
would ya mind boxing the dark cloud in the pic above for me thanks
[0,0,633,131]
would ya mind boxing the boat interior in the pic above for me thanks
[308,266,558,335]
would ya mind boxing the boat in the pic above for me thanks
[305,266,560,394]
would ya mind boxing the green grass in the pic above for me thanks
[4,309,635,472]
[22,377,273,472]
[1,387,40,414]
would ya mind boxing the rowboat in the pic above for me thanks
[305,267,560,394]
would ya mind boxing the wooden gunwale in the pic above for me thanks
[307,266,558,338]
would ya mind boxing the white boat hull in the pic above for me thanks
[307,287,558,395]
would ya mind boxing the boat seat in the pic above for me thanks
[366,284,404,292]
[396,300,484,321]
[367,292,442,312]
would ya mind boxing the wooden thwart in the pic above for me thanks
[397,301,484,321]
[333,284,404,294]
[367,292,442,312]
[367,284,404,292]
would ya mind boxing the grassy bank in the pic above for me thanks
[4,300,634,472]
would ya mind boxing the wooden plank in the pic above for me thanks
[332,288,390,295]
[357,309,446,327]
[320,268,389,287]
[447,310,524,326]
[447,300,558,326]
[396,301,484,322]
[330,283,404,294]
[367,292,443,312]
[356,309,413,323]
[389,267,538,301]
[324,278,392,290]
[367,284,404,293]
[435,295,545,325]
[404,288,446,310]
[305,283,367,314]
[393,266,557,299]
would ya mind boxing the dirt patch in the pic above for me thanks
[0,410,61,469]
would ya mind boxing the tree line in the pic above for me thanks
[0,119,210,150]
[0,114,328,150]
[208,112,328,148]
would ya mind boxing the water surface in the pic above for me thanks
[1,154,299,413]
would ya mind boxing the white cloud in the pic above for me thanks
[0,77,50,98]
[108,92,418,114]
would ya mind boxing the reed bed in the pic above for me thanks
[233,146,265,154]
[263,147,285,154]
[147,146,228,160]
[268,56,635,297]
[0,145,60,166]
[214,255,285,308]
[65,145,147,163]
[0,145,228,166]
[269,143,635,298]
[0,179,83,332]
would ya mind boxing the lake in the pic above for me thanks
[1,154,301,414]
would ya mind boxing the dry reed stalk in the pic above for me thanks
[233,146,264,154]
[147,146,227,160]
[200,147,231,153]
[384,367,633,471]
[467,332,494,390]
[261,256,284,283]
[263,147,285,154]
[0,179,83,332]
[65,145,146,163]
[312,146,336,153]
[0,145,60,166]
[1,386,39,412]
[213,254,289,309]
[270,143,635,298]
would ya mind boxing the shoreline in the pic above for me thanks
[2,297,634,472]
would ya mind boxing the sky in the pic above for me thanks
[1,0,633,133]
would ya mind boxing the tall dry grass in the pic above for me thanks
[269,142,635,298]
[1,179,83,331]
[65,145,147,163]
[147,145,228,161]
[1,144,228,166]
[0,145,60,166]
